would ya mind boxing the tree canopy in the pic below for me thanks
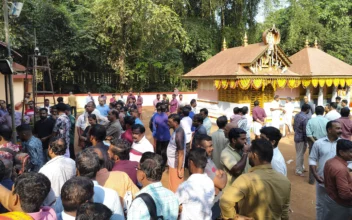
[0,0,351,93]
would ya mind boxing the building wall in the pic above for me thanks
[0,75,31,104]
[275,87,300,99]
[197,79,218,101]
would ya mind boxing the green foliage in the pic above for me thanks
[0,0,349,94]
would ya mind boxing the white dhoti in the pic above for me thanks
[283,115,293,136]
[253,122,262,135]
[271,116,280,129]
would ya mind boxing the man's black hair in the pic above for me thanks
[132,124,146,133]
[228,128,246,142]
[233,107,240,114]
[251,139,274,163]
[315,106,325,115]
[336,139,352,157]
[190,99,196,105]
[110,109,119,118]
[216,116,228,129]
[241,106,249,115]
[200,108,208,116]
[342,99,348,105]
[330,102,337,109]
[16,124,32,133]
[88,114,97,121]
[0,124,12,141]
[110,139,131,160]
[254,100,259,106]
[260,127,282,147]
[76,148,100,179]
[116,100,124,107]
[76,202,112,220]
[326,120,340,132]
[92,147,113,171]
[13,173,51,213]
[301,103,311,112]
[57,97,64,103]
[90,124,107,142]
[0,160,5,181]
[140,152,164,181]
[124,116,135,126]
[182,106,190,117]
[61,176,94,213]
[340,107,350,117]
[189,147,207,169]
[168,114,181,124]
[160,104,167,112]
[56,103,67,112]
[39,108,48,113]
[49,139,67,156]
[44,99,49,102]
[335,96,341,101]
[193,114,204,124]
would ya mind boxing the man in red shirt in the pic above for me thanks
[108,139,139,185]
[121,116,134,144]
[252,100,266,139]
[336,107,352,140]
[323,139,352,220]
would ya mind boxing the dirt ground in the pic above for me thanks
[75,106,316,219]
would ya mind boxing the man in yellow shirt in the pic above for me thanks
[68,92,77,117]
[220,139,291,220]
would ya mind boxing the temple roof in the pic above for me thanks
[183,42,296,79]
[289,47,352,76]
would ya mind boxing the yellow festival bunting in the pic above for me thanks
[302,79,311,88]
[276,79,287,88]
[238,79,251,90]
[346,79,352,86]
[333,79,339,87]
[214,80,221,89]
[311,79,318,88]
[340,78,346,87]
[229,80,237,89]
[221,80,229,89]
[325,79,333,87]
[252,79,263,90]
[318,79,325,87]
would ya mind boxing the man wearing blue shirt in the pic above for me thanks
[96,98,110,117]
[153,104,171,166]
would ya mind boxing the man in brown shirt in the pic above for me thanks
[323,139,352,220]
[336,107,352,140]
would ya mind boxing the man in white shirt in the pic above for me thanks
[325,102,341,121]
[178,94,187,107]
[180,107,192,150]
[270,95,283,129]
[39,138,76,204]
[176,147,215,220]
[85,92,95,104]
[190,99,197,113]
[283,97,294,137]
[76,148,124,220]
[200,108,212,135]
[130,124,154,162]
[260,126,287,176]
[309,120,342,220]
[58,177,94,220]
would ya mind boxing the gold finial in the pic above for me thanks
[222,38,227,51]
[314,38,318,48]
[244,32,248,47]
[305,37,309,48]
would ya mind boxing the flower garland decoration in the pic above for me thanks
[326,79,333,87]
[252,79,263,90]
[229,80,237,89]
[318,79,325,87]
[214,80,221,90]
[333,79,339,87]
[221,80,229,89]
[238,79,251,90]
[311,78,319,88]
[302,79,311,88]
[276,79,287,88]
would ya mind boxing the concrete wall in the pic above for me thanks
[35,92,198,110]
[0,75,32,104]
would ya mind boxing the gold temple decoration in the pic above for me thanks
[222,38,227,51]
[243,32,248,47]
[311,78,319,88]
[305,37,309,48]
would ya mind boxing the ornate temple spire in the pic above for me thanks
[314,38,318,48]
[305,37,309,48]
[222,38,227,51]
[243,32,248,47]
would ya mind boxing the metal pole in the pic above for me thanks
[3,0,17,143]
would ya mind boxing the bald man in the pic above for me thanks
[224,122,238,139]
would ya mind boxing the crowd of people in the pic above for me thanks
[0,90,351,220]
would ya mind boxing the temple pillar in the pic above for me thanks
[346,86,351,105]
[318,86,323,106]
[306,87,311,102]
[332,86,337,101]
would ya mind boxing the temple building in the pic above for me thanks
[183,26,352,121]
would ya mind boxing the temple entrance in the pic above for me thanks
[218,84,274,113]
